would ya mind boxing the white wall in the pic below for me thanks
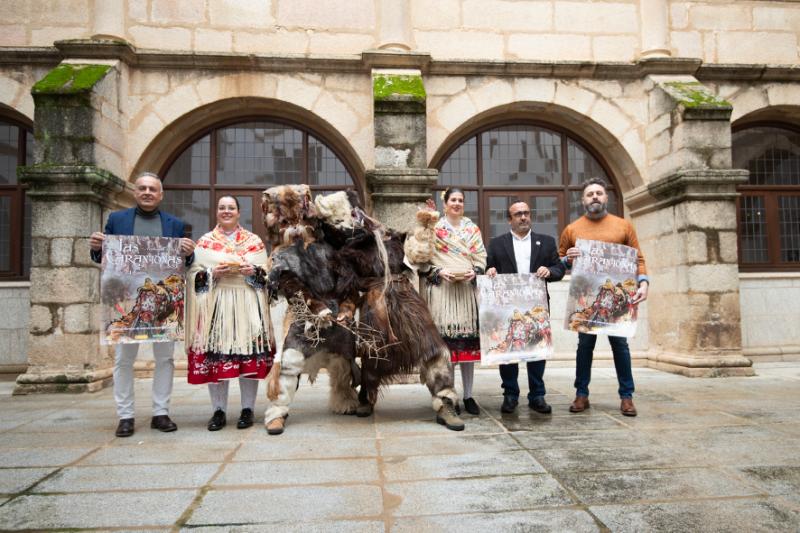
[739,273,800,360]
[0,283,29,372]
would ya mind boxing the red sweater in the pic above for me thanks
[558,214,647,276]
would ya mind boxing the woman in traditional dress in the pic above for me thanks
[424,187,487,415]
[185,196,272,431]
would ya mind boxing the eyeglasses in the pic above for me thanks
[510,211,531,218]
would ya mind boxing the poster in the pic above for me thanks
[564,238,638,337]
[100,235,185,344]
[477,273,553,365]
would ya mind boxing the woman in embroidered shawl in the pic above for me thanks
[424,187,487,415]
[185,196,272,431]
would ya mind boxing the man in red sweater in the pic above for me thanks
[559,178,649,417]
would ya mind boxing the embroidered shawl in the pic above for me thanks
[185,226,271,355]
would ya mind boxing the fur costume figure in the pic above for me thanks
[263,186,464,432]
[404,204,440,265]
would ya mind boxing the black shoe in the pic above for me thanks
[237,408,254,429]
[463,397,479,415]
[150,414,177,432]
[529,397,552,414]
[501,396,518,414]
[115,418,134,437]
[207,410,226,431]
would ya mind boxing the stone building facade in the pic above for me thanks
[0,0,798,392]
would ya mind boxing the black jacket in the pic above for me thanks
[486,231,566,304]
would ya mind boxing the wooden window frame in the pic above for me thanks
[0,117,31,281]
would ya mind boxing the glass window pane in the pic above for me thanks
[0,123,18,185]
[0,195,10,270]
[439,137,477,186]
[733,127,800,186]
[739,195,769,263]
[532,196,559,241]
[482,127,561,186]
[567,139,609,185]
[779,195,800,263]
[216,122,303,186]
[308,135,352,187]
[160,190,211,242]
[164,135,210,185]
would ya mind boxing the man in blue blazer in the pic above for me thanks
[90,172,195,437]
[485,201,565,415]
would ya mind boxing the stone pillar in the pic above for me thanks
[92,0,126,41]
[367,68,436,233]
[377,0,412,51]
[15,62,127,394]
[626,76,753,377]
[639,0,671,58]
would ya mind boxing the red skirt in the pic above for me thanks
[188,349,273,384]
[445,336,481,364]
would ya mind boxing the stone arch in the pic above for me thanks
[0,103,33,129]
[429,100,643,193]
[732,104,800,130]
[131,96,366,191]
[0,74,34,120]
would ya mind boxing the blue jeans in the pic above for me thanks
[499,360,546,404]
[575,333,634,399]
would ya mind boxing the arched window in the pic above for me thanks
[0,117,33,279]
[733,124,800,271]
[434,123,619,241]
[159,119,360,240]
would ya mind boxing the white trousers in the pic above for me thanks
[114,342,175,420]
[208,378,260,413]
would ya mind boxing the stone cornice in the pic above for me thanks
[19,165,126,208]
[627,169,749,216]
[1,41,799,82]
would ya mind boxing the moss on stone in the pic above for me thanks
[664,81,731,108]
[373,74,426,102]
[32,64,112,95]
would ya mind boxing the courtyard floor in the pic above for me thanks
[0,362,798,532]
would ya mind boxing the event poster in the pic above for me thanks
[477,273,553,365]
[564,238,638,337]
[100,235,185,345]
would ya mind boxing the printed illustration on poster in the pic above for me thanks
[565,238,638,337]
[477,273,553,365]
[100,235,185,345]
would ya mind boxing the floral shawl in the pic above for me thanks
[185,225,271,355]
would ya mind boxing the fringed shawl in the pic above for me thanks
[426,217,487,340]
[185,226,271,355]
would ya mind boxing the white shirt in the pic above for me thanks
[512,230,531,274]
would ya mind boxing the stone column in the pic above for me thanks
[92,0,126,41]
[367,68,437,233]
[626,76,753,377]
[15,62,128,393]
[639,0,671,58]
[377,0,412,51]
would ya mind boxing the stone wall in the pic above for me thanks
[739,274,800,361]
[2,1,799,65]
[0,284,30,373]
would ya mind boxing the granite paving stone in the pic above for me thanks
[235,436,378,460]
[386,474,573,516]
[531,443,692,473]
[215,457,379,486]
[560,467,762,505]
[0,491,198,529]
[183,520,385,532]
[187,485,383,525]
[0,429,114,449]
[382,450,545,482]
[80,442,237,465]
[391,509,600,532]
[33,463,220,492]
[0,467,56,494]
[0,447,96,468]
[379,432,521,457]
[590,498,800,532]
[734,465,800,496]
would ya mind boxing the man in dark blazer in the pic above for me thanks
[90,172,195,438]
[486,201,565,414]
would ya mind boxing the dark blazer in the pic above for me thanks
[90,207,191,264]
[486,231,566,304]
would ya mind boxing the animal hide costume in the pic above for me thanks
[262,187,464,431]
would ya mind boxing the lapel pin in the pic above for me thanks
[535,241,541,246]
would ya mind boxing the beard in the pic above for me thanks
[584,201,608,219]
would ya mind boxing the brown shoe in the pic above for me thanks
[620,398,637,417]
[266,416,285,435]
[569,396,590,413]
